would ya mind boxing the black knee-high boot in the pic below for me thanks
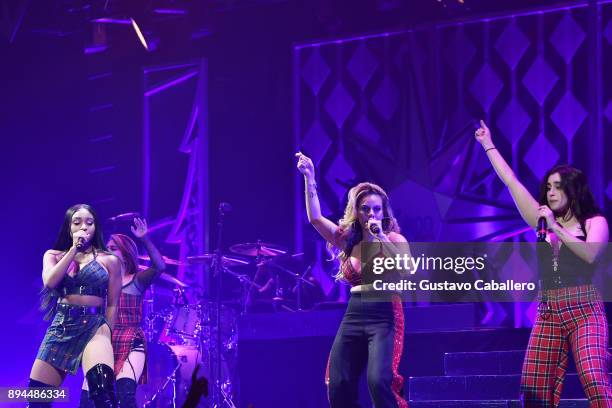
[26,378,53,408]
[85,364,117,408]
[116,378,137,408]
[79,389,95,408]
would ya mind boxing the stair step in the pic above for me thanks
[409,374,593,400]
[444,348,612,375]
[444,350,524,375]
[410,399,589,408]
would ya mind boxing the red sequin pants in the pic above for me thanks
[520,285,611,407]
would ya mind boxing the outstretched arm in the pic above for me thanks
[132,218,166,289]
[475,120,540,228]
[296,152,345,249]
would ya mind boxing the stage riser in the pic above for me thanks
[409,373,608,400]
[444,348,612,375]
[411,400,589,408]
[237,303,475,340]
[236,307,523,407]
[236,305,610,407]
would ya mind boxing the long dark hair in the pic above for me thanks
[538,165,602,226]
[52,204,107,251]
[41,204,107,319]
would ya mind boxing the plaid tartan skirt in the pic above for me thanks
[520,284,612,407]
[113,326,148,384]
[35,303,109,374]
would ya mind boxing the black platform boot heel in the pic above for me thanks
[85,364,117,408]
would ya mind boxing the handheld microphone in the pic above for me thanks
[108,212,140,222]
[76,237,85,249]
[369,222,381,235]
[537,217,547,242]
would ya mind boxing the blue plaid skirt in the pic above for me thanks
[36,303,110,374]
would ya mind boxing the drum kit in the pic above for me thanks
[137,240,322,407]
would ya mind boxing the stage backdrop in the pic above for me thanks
[294,0,612,328]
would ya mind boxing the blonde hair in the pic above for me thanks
[329,182,400,280]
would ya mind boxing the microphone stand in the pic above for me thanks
[211,204,227,407]
[296,265,312,311]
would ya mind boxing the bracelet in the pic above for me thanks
[485,147,496,153]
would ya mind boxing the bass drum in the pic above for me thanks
[137,342,203,407]
[160,304,202,347]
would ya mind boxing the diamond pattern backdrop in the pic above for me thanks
[294,2,611,327]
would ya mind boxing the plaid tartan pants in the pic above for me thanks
[520,285,612,407]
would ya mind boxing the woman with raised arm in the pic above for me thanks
[296,152,409,408]
[475,121,611,406]
[79,218,166,407]
[28,204,122,407]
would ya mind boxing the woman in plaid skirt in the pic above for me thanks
[28,204,123,407]
[475,121,611,407]
[79,218,166,408]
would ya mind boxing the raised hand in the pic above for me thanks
[181,364,208,408]
[474,120,494,149]
[130,218,148,239]
[190,364,208,397]
[295,151,315,179]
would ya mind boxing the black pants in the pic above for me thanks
[326,293,407,408]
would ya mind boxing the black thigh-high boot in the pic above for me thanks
[79,389,95,408]
[85,364,117,408]
[26,378,53,408]
[116,378,137,408]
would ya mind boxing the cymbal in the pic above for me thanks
[261,252,304,266]
[138,254,185,266]
[137,265,189,287]
[159,272,189,288]
[229,242,287,257]
[186,253,250,267]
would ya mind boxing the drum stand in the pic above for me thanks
[209,203,238,408]
[218,382,237,408]
[223,265,261,315]
[294,264,313,311]
[143,363,181,408]
[267,262,316,312]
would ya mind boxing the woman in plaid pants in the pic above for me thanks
[475,121,611,407]
[79,218,166,408]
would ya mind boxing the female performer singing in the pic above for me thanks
[475,120,611,407]
[28,204,122,407]
[296,152,409,407]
